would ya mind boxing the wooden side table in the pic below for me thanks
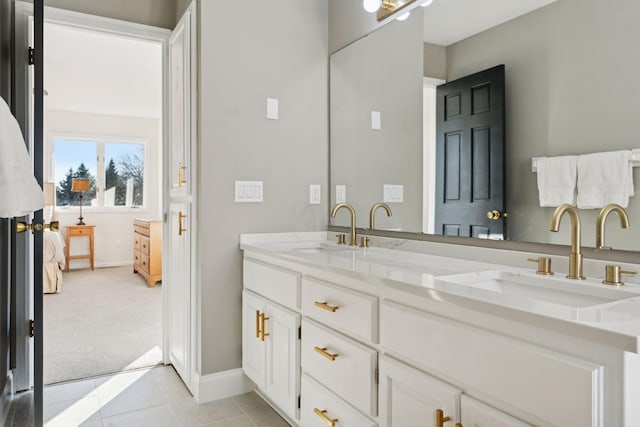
[65,225,96,272]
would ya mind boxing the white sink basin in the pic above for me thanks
[284,241,358,254]
[435,270,640,320]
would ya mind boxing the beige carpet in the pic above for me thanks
[44,266,162,385]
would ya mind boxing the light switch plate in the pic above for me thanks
[383,184,403,203]
[335,185,346,203]
[309,185,321,205]
[371,111,381,130]
[267,98,279,120]
[235,181,263,203]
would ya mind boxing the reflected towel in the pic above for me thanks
[577,150,634,208]
[536,155,577,207]
[0,96,44,217]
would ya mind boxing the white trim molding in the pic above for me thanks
[193,369,255,404]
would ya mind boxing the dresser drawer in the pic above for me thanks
[300,374,377,427]
[139,253,150,273]
[301,319,377,416]
[134,234,141,252]
[380,300,603,426]
[302,277,377,343]
[68,227,89,237]
[140,236,150,255]
[243,259,300,309]
[133,250,141,267]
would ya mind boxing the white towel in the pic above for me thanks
[577,150,634,209]
[0,96,44,218]
[536,155,577,207]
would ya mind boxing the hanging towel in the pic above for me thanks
[536,155,577,207]
[577,150,634,208]
[0,96,44,218]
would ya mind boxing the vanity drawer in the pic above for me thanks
[140,236,150,255]
[134,234,141,251]
[301,318,377,417]
[302,277,378,343]
[300,374,377,427]
[243,259,300,309]
[380,300,603,427]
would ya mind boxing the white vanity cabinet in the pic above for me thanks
[460,395,532,427]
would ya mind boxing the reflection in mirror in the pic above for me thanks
[329,0,640,252]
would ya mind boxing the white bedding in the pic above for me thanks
[44,229,65,293]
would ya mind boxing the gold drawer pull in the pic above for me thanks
[314,408,338,427]
[178,211,187,236]
[255,310,261,339]
[314,346,338,361]
[178,162,187,186]
[314,301,339,313]
[260,313,269,341]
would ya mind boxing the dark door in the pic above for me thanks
[435,65,506,239]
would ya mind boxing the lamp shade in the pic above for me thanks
[0,96,44,218]
[71,178,91,192]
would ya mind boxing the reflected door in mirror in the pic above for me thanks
[435,65,506,239]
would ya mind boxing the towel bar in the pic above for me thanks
[531,149,640,173]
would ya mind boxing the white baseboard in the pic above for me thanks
[95,261,132,269]
[193,369,255,404]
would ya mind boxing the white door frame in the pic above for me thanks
[13,2,198,393]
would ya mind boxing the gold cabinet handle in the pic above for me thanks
[260,312,269,341]
[487,210,508,220]
[435,409,451,427]
[255,310,261,339]
[178,162,187,186]
[314,346,338,361]
[178,211,187,236]
[314,301,339,313]
[314,408,338,427]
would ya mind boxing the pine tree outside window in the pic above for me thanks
[53,138,145,209]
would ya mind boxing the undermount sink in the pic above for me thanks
[283,241,358,254]
[435,270,640,320]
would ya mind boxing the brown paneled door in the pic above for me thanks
[435,65,506,239]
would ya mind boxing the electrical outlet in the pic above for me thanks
[383,184,403,203]
[235,181,263,203]
[309,185,321,205]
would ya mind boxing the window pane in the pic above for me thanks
[54,140,97,206]
[105,143,144,207]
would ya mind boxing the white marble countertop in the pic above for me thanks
[240,232,640,352]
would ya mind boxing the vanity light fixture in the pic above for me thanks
[363,0,435,22]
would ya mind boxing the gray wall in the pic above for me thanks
[447,0,640,250]
[331,12,423,231]
[197,0,328,374]
[329,0,391,53]
[423,42,446,80]
[176,0,191,21]
[44,0,178,28]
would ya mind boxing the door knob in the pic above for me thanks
[487,210,508,220]
[16,221,59,234]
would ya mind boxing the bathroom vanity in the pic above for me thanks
[240,232,640,427]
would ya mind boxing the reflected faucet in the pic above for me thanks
[596,204,629,250]
[369,202,392,230]
[331,203,357,246]
[549,204,585,280]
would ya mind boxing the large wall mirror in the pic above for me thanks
[330,0,640,252]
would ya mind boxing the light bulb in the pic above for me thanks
[396,11,410,21]
[363,0,382,13]
[421,0,434,7]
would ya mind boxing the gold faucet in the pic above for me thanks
[549,204,585,280]
[369,202,392,230]
[596,204,629,250]
[331,203,357,246]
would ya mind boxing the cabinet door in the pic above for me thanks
[461,395,531,427]
[379,355,461,427]
[167,202,192,389]
[242,291,266,389]
[264,301,300,421]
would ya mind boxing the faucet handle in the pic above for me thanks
[359,236,370,248]
[603,265,637,286]
[336,234,346,245]
[527,257,554,275]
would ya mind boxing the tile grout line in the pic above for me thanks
[230,396,259,427]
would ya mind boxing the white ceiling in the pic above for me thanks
[44,22,162,118]
[423,0,559,46]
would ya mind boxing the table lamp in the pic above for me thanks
[71,178,90,225]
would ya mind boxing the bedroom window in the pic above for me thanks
[54,138,145,208]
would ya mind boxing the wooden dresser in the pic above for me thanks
[133,218,162,287]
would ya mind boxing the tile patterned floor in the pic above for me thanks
[41,366,289,427]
